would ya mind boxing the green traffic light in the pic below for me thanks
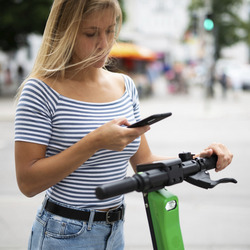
[204,19,214,31]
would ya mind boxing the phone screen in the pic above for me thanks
[128,112,172,128]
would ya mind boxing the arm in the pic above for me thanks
[130,135,233,173]
[130,134,174,172]
[15,118,150,197]
[15,132,97,197]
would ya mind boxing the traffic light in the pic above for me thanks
[204,13,214,31]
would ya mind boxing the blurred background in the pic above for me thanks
[1,0,250,97]
[0,0,250,249]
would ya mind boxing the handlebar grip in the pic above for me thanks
[199,154,218,170]
[96,177,139,200]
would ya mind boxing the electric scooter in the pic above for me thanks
[96,152,237,250]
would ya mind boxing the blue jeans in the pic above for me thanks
[28,197,125,250]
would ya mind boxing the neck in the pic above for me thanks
[65,66,105,83]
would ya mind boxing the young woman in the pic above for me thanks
[15,0,233,249]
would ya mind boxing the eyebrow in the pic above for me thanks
[82,24,116,30]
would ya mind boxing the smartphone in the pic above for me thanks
[128,112,172,128]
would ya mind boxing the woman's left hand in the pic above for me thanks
[196,143,233,172]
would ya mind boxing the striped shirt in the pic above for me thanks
[15,74,141,209]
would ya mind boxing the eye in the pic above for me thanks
[107,29,115,35]
[85,32,97,38]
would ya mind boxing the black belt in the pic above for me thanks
[45,200,124,224]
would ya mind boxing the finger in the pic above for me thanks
[128,125,151,136]
[216,152,233,172]
[206,144,224,171]
[198,148,213,158]
[114,117,130,126]
[207,143,233,172]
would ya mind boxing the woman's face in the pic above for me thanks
[73,8,117,68]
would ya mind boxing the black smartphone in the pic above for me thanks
[128,112,172,128]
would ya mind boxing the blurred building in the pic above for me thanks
[120,0,191,62]
[1,0,250,96]
[120,0,250,64]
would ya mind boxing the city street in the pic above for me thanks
[0,82,250,250]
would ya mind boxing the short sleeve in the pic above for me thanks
[15,79,57,146]
[123,74,141,122]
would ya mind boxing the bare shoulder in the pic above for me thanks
[104,70,125,89]
[32,75,63,93]
[105,70,124,82]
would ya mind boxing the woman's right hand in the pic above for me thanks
[93,117,150,151]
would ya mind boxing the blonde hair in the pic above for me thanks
[17,0,122,97]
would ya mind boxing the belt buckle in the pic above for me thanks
[106,206,124,224]
[106,210,113,224]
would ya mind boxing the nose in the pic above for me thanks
[98,32,109,49]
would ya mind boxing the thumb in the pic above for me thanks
[114,117,130,126]
[199,148,213,158]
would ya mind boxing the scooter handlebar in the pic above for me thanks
[199,155,218,171]
[96,154,236,199]
[96,176,139,200]
[96,168,171,200]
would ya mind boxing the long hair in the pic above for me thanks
[17,0,122,97]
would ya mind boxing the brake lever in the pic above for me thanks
[185,170,237,189]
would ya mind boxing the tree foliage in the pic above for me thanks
[118,0,126,23]
[0,0,126,52]
[0,0,52,51]
[188,0,245,59]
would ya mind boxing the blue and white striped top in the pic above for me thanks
[15,74,141,209]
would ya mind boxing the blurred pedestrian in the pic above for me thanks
[219,72,228,98]
[17,65,24,84]
[0,63,2,95]
[4,67,12,85]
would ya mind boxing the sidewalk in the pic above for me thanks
[0,97,16,122]
[1,84,250,250]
